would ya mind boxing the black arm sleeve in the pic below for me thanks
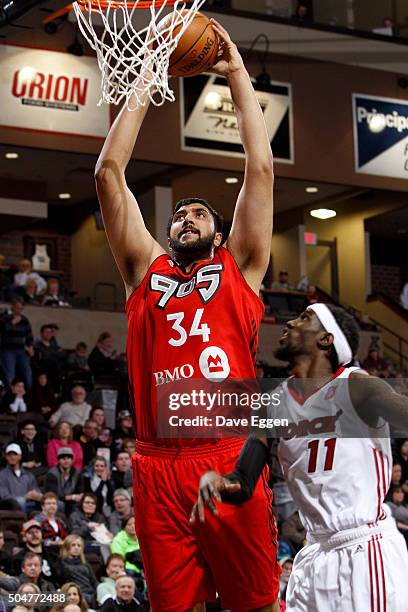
[221,435,269,504]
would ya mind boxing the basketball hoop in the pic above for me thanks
[73,0,206,109]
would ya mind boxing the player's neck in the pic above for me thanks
[172,250,215,273]
[290,354,335,393]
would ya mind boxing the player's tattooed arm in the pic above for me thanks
[190,435,269,522]
[349,372,408,433]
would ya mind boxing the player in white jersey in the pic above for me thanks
[191,303,408,611]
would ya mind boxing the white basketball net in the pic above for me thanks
[73,0,206,109]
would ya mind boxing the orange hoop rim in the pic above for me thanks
[75,0,180,8]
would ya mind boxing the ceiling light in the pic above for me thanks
[5,152,19,160]
[225,177,239,184]
[305,186,319,194]
[204,91,221,110]
[58,193,71,200]
[368,114,386,133]
[310,209,336,220]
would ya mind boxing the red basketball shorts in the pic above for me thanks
[132,438,280,612]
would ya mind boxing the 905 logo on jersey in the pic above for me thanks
[150,264,223,308]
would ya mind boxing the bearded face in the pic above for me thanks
[168,204,221,261]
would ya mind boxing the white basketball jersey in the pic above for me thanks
[273,367,392,536]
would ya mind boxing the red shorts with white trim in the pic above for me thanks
[132,438,280,612]
[286,516,408,612]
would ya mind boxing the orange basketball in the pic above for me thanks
[161,11,219,78]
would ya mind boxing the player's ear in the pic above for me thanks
[317,331,334,351]
[214,232,223,247]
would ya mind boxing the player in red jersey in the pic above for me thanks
[95,19,279,612]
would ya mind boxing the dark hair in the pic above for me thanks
[10,297,24,306]
[11,378,25,386]
[76,342,87,350]
[166,197,224,238]
[324,304,360,370]
[121,513,135,530]
[90,406,105,418]
[105,553,125,567]
[22,552,41,567]
[80,492,98,512]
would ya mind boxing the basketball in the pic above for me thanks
[162,11,220,78]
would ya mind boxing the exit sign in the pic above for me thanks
[304,232,317,245]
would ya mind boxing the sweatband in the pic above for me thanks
[222,435,269,504]
[308,303,353,366]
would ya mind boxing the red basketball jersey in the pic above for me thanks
[126,248,264,445]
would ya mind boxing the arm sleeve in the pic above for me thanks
[69,512,90,538]
[222,435,269,504]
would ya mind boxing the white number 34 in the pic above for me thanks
[166,308,210,347]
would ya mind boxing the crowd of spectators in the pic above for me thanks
[0,286,145,610]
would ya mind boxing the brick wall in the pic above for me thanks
[371,265,401,299]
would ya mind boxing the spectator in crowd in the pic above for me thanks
[13,259,46,295]
[83,456,114,517]
[292,2,311,23]
[113,411,133,453]
[401,281,408,310]
[96,554,126,606]
[16,582,41,609]
[90,406,107,429]
[386,485,408,544]
[69,492,111,545]
[109,489,132,536]
[122,439,136,459]
[0,298,34,389]
[0,552,55,596]
[49,385,92,428]
[47,422,83,471]
[0,378,29,414]
[41,279,71,308]
[88,332,120,379]
[0,443,42,511]
[271,270,293,291]
[57,583,88,612]
[60,535,98,604]
[98,427,115,462]
[66,342,90,372]
[33,325,66,389]
[110,514,140,576]
[279,557,293,605]
[390,462,405,491]
[34,492,68,548]
[45,447,84,514]
[100,574,147,612]
[30,371,57,419]
[78,419,104,466]
[15,420,47,475]
[397,439,408,484]
[13,520,62,586]
[362,346,389,377]
[111,451,132,490]
[0,529,12,574]
[305,284,319,305]
[281,510,307,553]
[18,279,41,305]
[19,552,56,593]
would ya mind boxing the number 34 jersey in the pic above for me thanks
[126,248,264,445]
[274,367,392,536]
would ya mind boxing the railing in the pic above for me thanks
[367,293,408,370]
[210,0,408,41]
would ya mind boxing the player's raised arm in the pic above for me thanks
[350,373,408,433]
[210,20,274,294]
[95,76,165,297]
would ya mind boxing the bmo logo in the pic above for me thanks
[199,346,230,381]
[154,363,194,386]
